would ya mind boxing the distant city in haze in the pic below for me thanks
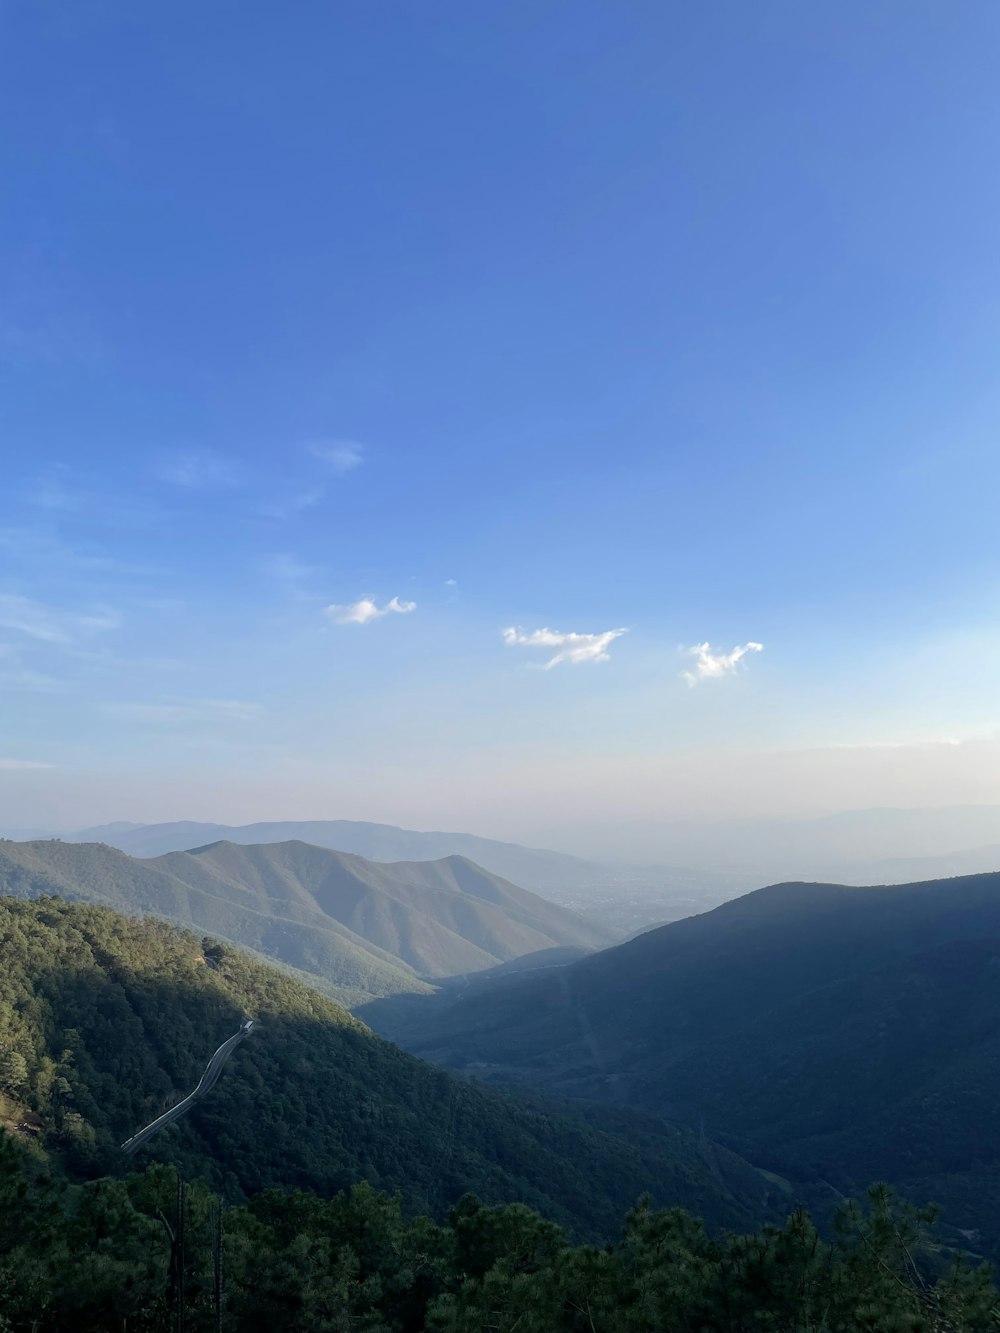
[3,2,1000,871]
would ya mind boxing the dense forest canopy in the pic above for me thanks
[1,1135,997,1332]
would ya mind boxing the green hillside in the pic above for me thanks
[0,838,612,1006]
[0,896,786,1242]
[0,838,429,1007]
[152,839,611,974]
[371,870,1000,1258]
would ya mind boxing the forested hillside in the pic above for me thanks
[153,839,611,970]
[369,870,1000,1259]
[0,897,782,1241]
[0,839,610,1006]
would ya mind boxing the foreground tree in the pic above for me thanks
[0,1135,997,1331]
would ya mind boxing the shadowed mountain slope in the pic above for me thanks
[0,896,788,1240]
[383,871,1000,1075]
[365,870,1000,1256]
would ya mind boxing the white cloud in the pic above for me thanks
[156,449,244,489]
[325,596,416,625]
[502,625,627,669]
[103,699,260,723]
[682,640,763,684]
[0,594,120,644]
[310,440,365,475]
[0,758,54,770]
[444,578,458,587]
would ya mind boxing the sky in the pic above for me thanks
[2,1,1000,852]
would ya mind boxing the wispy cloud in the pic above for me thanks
[502,625,627,669]
[263,441,365,518]
[0,594,121,644]
[260,486,327,520]
[0,526,158,579]
[0,758,54,770]
[263,552,321,602]
[11,462,168,538]
[325,596,416,625]
[156,449,245,489]
[310,440,365,475]
[682,640,763,684]
[103,698,260,723]
[0,668,64,692]
[27,463,80,513]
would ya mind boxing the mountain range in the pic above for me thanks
[14,808,1000,931]
[68,819,617,887]
[59,818,743,923]
[7,828,1000,1260]
[28,818,750,932]
[0,837,611,1006]
[365,868,1000,1258]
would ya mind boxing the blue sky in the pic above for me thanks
[2,1,1000,845]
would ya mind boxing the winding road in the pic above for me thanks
[121,1018,255,1156]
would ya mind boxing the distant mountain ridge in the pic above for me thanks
[27,811,1000,934]
[69,818,647,892]
[57,817,748,934]
[0,837,611,1005]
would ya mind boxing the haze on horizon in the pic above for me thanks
[3,3,1000,860]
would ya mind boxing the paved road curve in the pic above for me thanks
[121,1018,255,1156]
